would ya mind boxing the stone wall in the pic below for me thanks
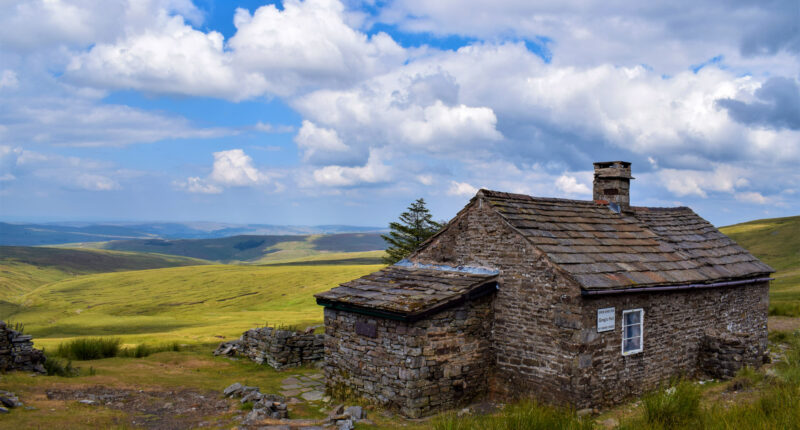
[0,321,46,374]
[411,198,585,406]
[699,328,766,379]
[323,294,493,418]
[214,327,324,370]
[575,282,769,407]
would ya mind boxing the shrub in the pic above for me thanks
[432,400,592,430]
[56,337,121,360]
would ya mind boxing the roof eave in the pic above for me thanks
[580,276,774,296]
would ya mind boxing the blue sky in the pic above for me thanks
[0,0,798,227]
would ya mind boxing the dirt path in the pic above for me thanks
[768,316,800,332]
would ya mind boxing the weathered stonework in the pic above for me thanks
[0,321,46,374]
[214,327,324,370]
[323,294,493,418]
[698,327,766,380]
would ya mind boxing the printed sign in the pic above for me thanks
[597,307,615,332]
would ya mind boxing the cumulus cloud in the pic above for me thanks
[294,120,351,163]
[657,165,750,198]
[0,70,18,89]
[64,0,406,100]
[311,150,392,187]
[555,174,590,196]
[178,149,277,194]
[735,191,770,205]
[447,181,479,196]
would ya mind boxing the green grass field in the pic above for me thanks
[3,263,381,349]
[720,215,800,317]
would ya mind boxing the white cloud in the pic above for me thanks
[0,70,18,89]
[417,174,434,185]
[657,165,750,198]
[64,0,407,100]
[177,149,277,194]
[311,150,392,187]
[254,122,294,133]
[178,177,222,194]
[209,149,268,186]
[294,120,350,163]
[735,191,770,205]
[447,181,479,196]
[555,174,590,195]
[0,145,122,191]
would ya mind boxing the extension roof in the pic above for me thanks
[315,262,498,321]
[479,189,773,292]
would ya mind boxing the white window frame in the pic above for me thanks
[621,308,644,355]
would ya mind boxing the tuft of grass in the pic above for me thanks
[43,356,79,377]
[431,400,592,430]
[239,401,254,411]
[56,337,121,360]
[640,380,702,428]
[118,341,181,358]
[727,366,765,392]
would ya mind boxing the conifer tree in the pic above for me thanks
[381,198,442,264]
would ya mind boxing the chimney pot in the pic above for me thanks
[593,161,633,210]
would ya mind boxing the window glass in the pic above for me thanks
[622,309,643,355]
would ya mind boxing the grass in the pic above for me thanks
[2,263,381,348]
[55,338,122,360]
[720,215,800,317]
[431,400,592,430]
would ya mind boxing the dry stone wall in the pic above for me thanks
[323,294,494,418]
[699,328,766,379]
[0,321,45,374]
[214,327,323,370]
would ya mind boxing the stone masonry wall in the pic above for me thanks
[215,327,324,370]
[575,282,768,407]
[699,327,766,379]
[411,198,585,406]
[323,294,493,418]
[0,321,46,374]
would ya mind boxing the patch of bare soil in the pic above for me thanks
[768,316,800,332]
[45,386,235,429]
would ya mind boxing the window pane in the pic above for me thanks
[624,337,641,353]
[624,311,641,325]
[625,324,641,339]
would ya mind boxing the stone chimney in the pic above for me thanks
[593,161,633,210]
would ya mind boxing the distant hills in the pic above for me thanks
[0,221,384,246]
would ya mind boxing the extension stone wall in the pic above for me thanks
[699,327,766,379]
[577,282,769,407]
[215,327,324,370]
[323,294,493,418]
[0,321,46,374]
[411,199,585,406]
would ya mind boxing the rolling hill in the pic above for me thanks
[4,263,382,347]
[0,221,383,246]
[720,215,800,317]
[100,233,386,263]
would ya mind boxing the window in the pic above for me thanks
[622,309,644,355]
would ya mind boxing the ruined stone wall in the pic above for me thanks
[411,199,585,405]
[215,327,324,370]
[576,282,768,407]
[0,321,46,373]
[698,327,766,379]
[323,294,493,418]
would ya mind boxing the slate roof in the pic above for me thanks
[480,189,773,292]
[315,264,498,320]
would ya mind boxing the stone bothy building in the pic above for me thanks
[315,161,773,418]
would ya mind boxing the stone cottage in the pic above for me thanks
[315,161,773,418]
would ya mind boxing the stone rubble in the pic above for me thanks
[214,326,324,370]
[223,382,289,424]
[0,390,24,414]
[0,321,46,374]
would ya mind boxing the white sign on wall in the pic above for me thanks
[597,307,615,332]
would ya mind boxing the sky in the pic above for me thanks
[0,0,798,227]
